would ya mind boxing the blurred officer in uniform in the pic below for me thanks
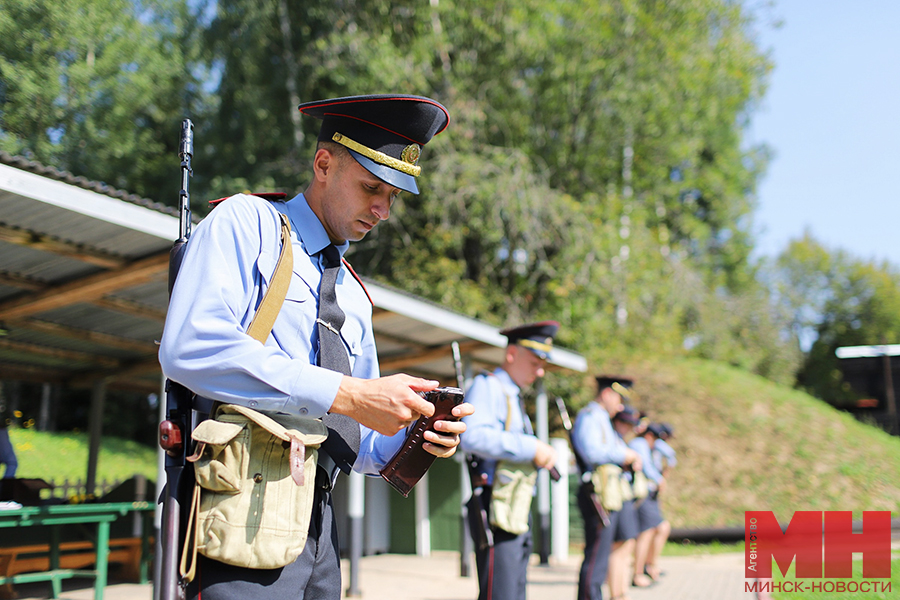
[629,421,667,586]
[160,95,473,600]
[461,322,559,600]
[653,423,677,476]
[0,391,17,479]
[645,422,676,581]
[571,376,642,600]
[609,406,642,594]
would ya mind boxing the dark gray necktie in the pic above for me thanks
[317,244,360,474]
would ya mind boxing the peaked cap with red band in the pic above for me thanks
[500,321,559,360]
[298,94,450,194]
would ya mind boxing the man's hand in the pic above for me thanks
[331,374,438,436]
[624,448,642,472]
[533,439,557,471]
[423,402,474,458]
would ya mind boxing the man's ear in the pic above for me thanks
[504,344,519,364]
[312,148,336,183]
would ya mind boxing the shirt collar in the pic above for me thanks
[285,193,350,259]
[493,367,520,395]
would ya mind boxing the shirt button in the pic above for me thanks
[249,401,258,407]
[299,407,308,415]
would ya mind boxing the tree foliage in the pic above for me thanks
[771,234,900,403]
[1,0,805,386]
[0,0,205,201]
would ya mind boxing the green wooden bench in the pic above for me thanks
[0,502,154,600]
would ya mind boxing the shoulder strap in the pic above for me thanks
[245,212,293,343]
[342,257,373,306]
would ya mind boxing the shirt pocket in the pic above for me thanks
[339,315,364,366]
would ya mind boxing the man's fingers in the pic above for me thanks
[423,442,457,458]
[451,402,475,419]
[424,430,458,447]
[404,393,434,418]
[405,376,439,392]
[433,419,467,434]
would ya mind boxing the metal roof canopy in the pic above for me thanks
[0,161,586,396]
[835,344,900,359]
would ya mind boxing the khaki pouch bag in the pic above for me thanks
[631,470,649,502]
[181,404,327,572]
[490,461,538,535]
[592,463,624,512]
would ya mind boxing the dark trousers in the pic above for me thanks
[467,490,532,600]
[576,485,616,600]
[0,429,17,479]
[188,468,340,600]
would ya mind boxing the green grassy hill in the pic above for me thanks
[621,357,900,527]
[6,428,158,498]
[6,357,900,527]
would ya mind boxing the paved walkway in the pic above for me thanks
[12,550,761,600]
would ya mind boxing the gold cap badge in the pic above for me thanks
[401,144,421,165]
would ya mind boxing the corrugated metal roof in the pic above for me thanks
[0,156,586,394]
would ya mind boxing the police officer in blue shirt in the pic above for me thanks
[160,95,473,600]
[653,423,677,474]
[644,422,675,582]
[571,376,642,600]
[460,322,559,600]
[628,420,666,586]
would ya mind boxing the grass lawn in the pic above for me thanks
[7,427,158,499]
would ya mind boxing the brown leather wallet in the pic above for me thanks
[379,386,465,497]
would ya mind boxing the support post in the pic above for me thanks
[882,351,898,435]
[346,470,365,597]
[415,471,431,557]
[535,382,550,565]
[86,378,107,497]
[550,437,570,563]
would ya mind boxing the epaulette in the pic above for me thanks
[342,257,373,306]
[208,192,288,207]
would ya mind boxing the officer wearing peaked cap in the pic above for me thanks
[570,376,643,600]
[160,95,473,600]
[461,321,559,600]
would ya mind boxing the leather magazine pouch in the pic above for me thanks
[379,387,464,497]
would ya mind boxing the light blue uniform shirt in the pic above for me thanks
[652,438,677,472]
[159,193,404,474]
[571,402,628,471]
[628,436,664,489]
[459,368,537,484]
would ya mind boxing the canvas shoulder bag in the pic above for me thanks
[589,415,624,512]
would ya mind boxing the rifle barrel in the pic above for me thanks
[178,119,194,241]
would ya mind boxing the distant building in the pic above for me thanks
[835,345,900,435]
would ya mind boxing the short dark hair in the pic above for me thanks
[315,140,350,164]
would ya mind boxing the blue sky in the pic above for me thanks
[747,1,900,268]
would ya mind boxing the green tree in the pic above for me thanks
[0,0,204,201]
[773,234,900,403]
